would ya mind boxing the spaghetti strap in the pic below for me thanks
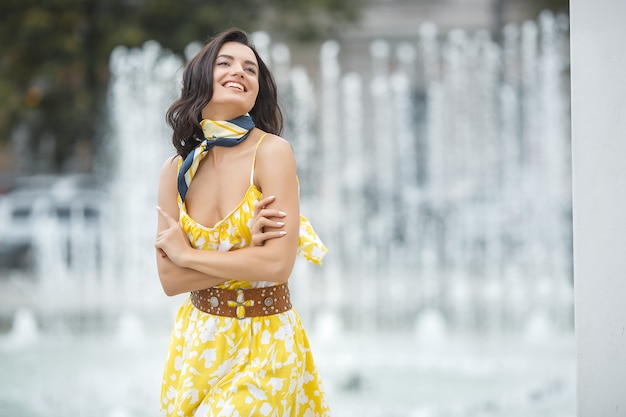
[250,133,268,185]
[176,156,185,210]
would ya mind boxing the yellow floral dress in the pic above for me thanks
[160,135,329,417]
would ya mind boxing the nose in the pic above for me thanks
[230,63,245,77]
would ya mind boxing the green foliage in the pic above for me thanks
[0,0,360,171]
[528,0,569,15]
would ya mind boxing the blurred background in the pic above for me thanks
[0,0,573,416]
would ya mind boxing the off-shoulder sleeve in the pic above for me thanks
[297,214,328,265]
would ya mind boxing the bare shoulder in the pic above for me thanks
[160,155,181,178]
[157,155,181,209]
[254,134,297,189]
[256,134,295,161]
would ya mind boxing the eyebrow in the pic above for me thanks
[216,54,258,67]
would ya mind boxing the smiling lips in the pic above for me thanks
[224,81,245,92]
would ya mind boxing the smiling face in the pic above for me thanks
[201,41,260,120]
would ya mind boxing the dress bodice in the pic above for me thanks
[176,134,327,290]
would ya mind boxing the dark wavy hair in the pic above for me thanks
[166,28,283,158]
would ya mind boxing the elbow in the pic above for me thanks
[266,257,295,284]
[262,244,297,284]
[157,267,184,296]
[157,254,186,296]
[159,275,180,296]
[273,271,291,285]
[161,282,180,297]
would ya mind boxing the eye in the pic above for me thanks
[216,61,230,67]
[244,67,257,75]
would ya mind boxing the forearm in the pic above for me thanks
[156,252,228,296]
[179,244,297,285]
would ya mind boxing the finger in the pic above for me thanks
[253,230,287,246]
[250,211,282,236]
[157,206,178,227]
[258,209,287,219]
[254,217,286,230]
[155,228,168,244]
[254,195,276,215]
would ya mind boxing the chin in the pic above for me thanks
[204,102,254,119]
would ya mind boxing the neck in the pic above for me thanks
[201,104,249,121]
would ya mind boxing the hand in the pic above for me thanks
[250,195,287,247]
[155,206,191,266]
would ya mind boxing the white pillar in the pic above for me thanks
[571,1,626,415]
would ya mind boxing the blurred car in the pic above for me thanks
[0,175,107,271]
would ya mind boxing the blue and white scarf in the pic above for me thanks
[177,114,255,202]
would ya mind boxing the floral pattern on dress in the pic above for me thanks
[160,149,329,416]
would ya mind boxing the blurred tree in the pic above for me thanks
[491,0,568,40]
[531,0,569,14]
[0,0,360,172]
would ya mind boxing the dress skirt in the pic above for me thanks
[160,297,330,417]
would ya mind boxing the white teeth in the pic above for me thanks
[225,82,244,91]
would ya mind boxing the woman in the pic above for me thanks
[154,28,329,416]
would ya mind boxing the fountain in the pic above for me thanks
[0,11,575,417]
[287,11,572,337]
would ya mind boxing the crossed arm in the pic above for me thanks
[154,136,297,296]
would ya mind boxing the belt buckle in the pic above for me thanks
[228,289,254,320]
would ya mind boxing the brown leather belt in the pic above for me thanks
[190,283,292,319]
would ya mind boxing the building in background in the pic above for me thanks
[283,0,537,70]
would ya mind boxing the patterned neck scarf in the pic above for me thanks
[177,114,255,202]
